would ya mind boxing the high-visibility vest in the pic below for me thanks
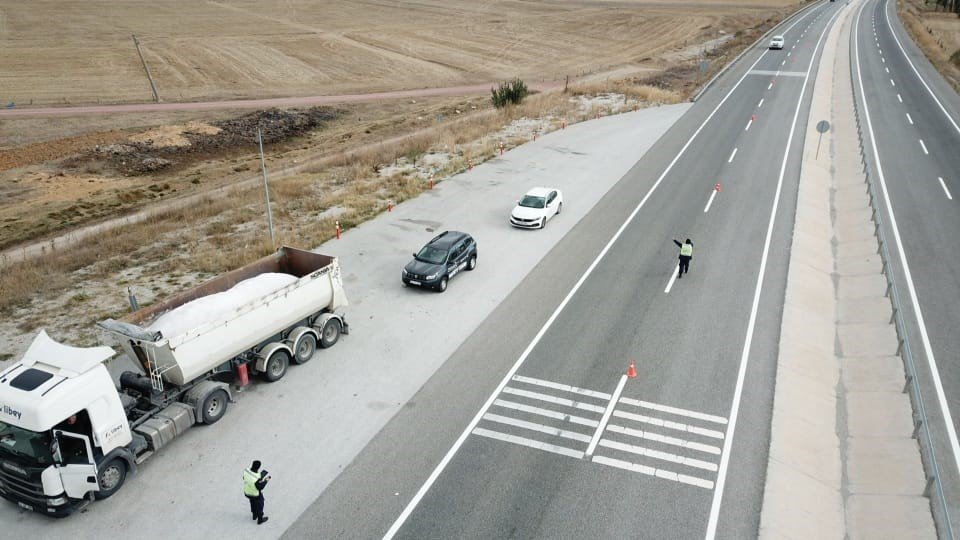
[243,469,261,496]
[680,243,693,257]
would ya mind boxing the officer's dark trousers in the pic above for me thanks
[247,494,265,519]
[678,256,691,276]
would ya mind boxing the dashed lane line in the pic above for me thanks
[939,178,952,200]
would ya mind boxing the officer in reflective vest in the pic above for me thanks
[673,238,693,279]
[243,460,271,524]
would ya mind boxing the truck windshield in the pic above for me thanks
[0,421,53,465]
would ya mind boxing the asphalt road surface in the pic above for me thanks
[851,0,960,530]
[285,1,849,538]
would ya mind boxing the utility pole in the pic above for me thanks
[258,127,275,249]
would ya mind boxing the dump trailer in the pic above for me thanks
[0,247,347,516]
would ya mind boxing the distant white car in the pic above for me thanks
[769,35,785,50]
[510,187,563,229]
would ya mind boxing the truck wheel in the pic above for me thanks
[320,318,341,349]
[263,350,289,382]
[94,459,127,500]
[200,388,229,424]
[293,333,317,364]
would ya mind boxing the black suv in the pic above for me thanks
[402,231,478,292]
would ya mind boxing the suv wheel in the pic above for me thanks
[437,276,448,292]
[467,255,477,271]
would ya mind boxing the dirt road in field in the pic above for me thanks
[0,81,563,118]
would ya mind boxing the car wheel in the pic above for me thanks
[556,202,562,215]
[94,459,127,500]
[540,217,547,229]
[467,255,477,271]
[438,276,448,292]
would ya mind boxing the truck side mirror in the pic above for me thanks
[50,430,63,464]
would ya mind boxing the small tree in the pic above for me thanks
[491,78,529,108]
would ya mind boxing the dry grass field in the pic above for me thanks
[898,0,960,91]
[1,0,796,106]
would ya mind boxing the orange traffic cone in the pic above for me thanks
[627,360,637,379]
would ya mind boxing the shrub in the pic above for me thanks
[491,78,529,108]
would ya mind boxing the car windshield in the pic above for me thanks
[0,421,53,465]
[519,195,546,209]
[415,245,448,265]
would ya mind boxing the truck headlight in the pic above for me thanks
[48,496,68,506]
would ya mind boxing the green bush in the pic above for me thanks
[491,78,529,108]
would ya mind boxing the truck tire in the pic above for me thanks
[94,459,127,500]
[200,388,229,424]
[263,350,289,382]
[293,333,317,364]
[319,318,341,349]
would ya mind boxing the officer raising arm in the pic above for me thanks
[673,238,693,279]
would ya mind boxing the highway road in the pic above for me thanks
[285,1,848,538]
[852,0,960,531]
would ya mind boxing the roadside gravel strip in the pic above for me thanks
[758,0,934,536]
[0,105,688,538]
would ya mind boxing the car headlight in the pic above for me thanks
[402,268,408,276]
[48,496,68,506]
[426,273,439,280]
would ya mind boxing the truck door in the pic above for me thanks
[52,430,99,498]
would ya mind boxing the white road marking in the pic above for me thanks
[703,190,718,213]
[610,423,723,453]
[781,60,786,66]
[619,397,729,425]
[592,455,714,489]
[745,118,753,131]
[883,0,960,135]
[502,387,606,413]
[482,413,593,443]
[706,4,843,539]
[882,57,885,63]
[885,67,889,73]
[890,78,895,87]
[749,70,804,77]
[664,265,679,293]
[939,178,953,200]
[613,410,725,439]
[897,93,902,103]
[511,374,611,400]
[758,98,764,108]
[919,139,929,155]
[856,0,960,488]
[586,375,628,456]
[728,147,738,163]
[493,399,600,427]
[472,428,584,459]
[382,7,822,536]
[598,439,719,472]
[906,113,913,125]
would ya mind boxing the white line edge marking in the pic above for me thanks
[511,374,612,400]
[938,177,952,200]
[704,190,719,213]
[728,147,739,163]
[704,3,842,539]
[882,0,960,134]
[906,112,913,124]
[858,0,960,484]
[664,266,679,293]
[586,375,628,456]
[919,139,928,155]
[382,5,821,536]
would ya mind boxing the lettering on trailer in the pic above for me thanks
[0,404,23,421]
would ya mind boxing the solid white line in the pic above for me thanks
[883,0,960,135]
[919,139,929,155]
[906,113,913,124]
[758,98,764,108]
[501,387,606,413]
[493,399,600,427]
[607,423,722,456]
[598,439,719,472]
[586,375,628,456]
[482,413,593,443]
[664,263,679,293]
[613,410,725,439]
[704,190,718,213]
[728,147,738,163]
[592,455,714,489]
[745,118,753,131]
[511,374,611,400]
[857,0,960,488]
[619,396,729,425]
[705,4,843,539]
[472,428,584,459]
[382,6,820,534]
[897,93,902,102]
[939,178,952,200]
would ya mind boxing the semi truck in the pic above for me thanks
[0,246,348,516]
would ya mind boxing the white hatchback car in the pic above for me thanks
[769,35,785,50]
[510,187,563,229]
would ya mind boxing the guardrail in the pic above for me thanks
[848,37,955,540]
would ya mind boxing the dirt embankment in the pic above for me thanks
[898,0,960,91]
